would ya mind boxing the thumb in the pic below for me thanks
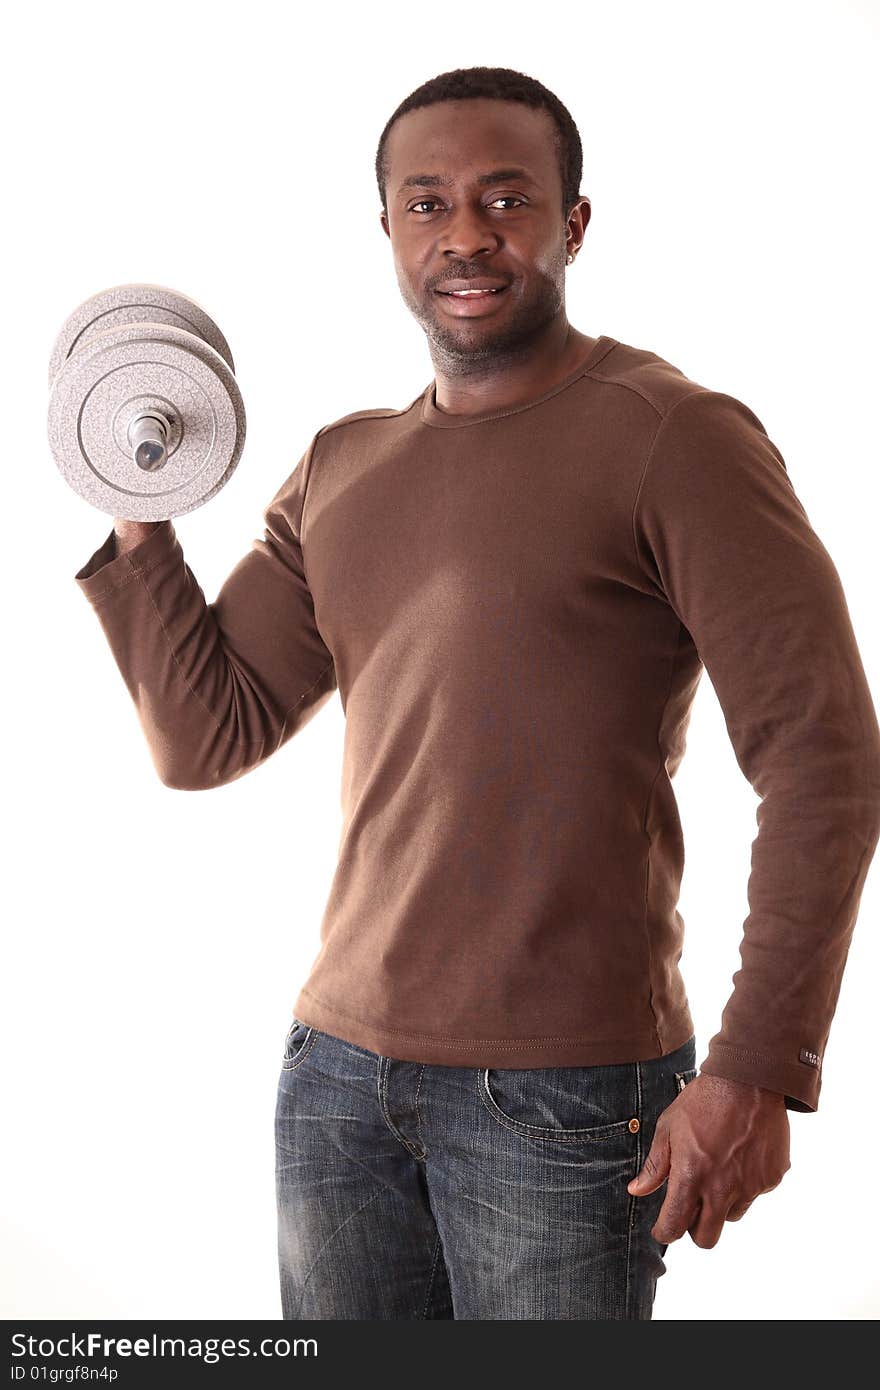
[627,1127,671,1196]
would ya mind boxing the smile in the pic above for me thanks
[434,284,511,315]
[439,288,506,297]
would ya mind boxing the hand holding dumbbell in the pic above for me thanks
[112,518,163,556]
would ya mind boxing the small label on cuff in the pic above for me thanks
[798,1047,821,1069]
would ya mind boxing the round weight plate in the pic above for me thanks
[47,321,246,520]
[48,283,237,389]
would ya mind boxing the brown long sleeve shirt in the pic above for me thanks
[74,333,880,1111]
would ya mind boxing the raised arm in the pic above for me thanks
[74,432,338,791]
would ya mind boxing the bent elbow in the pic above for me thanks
[159,769,215,792]
[157,757,244,792]
[154,745,264,792]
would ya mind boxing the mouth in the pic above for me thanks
[435,279,510,295]
[434,282,511,314]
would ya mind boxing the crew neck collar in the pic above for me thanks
[419,335,617,429]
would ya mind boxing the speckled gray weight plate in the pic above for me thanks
[47,283,236,389]
[47,314,246,521]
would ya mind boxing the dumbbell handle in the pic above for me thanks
[128,412,171,472]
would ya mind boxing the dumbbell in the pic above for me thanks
[47,283,247,520]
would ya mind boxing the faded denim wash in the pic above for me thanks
[275,1022,698,1319]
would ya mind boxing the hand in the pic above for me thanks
[627,1074,791,1248]
[113,518,163,556]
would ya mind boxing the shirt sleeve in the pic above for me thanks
[74,431,338,791]
[632,387,880,1112]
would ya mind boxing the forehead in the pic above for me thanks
[385,98,558,188]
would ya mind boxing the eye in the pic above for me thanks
[406,196,526,215]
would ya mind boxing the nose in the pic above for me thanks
[437,204,502,261]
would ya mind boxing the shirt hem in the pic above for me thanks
[292,987,696,1068]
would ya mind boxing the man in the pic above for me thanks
[74,66,880,1320]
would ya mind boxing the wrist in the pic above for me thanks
[113,519,162,555]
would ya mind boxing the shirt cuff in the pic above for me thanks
[698,1042,820,1113]
[74,520,177,604]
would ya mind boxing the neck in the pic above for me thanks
[429,318,595,417]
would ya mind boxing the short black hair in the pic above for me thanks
[375,66,583,221]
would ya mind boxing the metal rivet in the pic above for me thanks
[628,1117,640,1133]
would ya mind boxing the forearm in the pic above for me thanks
[75,453,338,791]
[77,521,267,790]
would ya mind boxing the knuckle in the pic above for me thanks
[706,1176,736,1201]
[762,1178,783,1194]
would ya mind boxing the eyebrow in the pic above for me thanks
[396,167,536,194]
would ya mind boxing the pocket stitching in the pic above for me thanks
[477,1068,637,1144]
[281,1021,320,1072]
[674,1067,698,1093]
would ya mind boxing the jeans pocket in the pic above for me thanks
[673,1067,698,1095]
[281,1018,320,1072]
[477,1062,640,1146]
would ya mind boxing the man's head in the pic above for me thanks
[375,67,591,368]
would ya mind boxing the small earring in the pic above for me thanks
[566,253,574,264]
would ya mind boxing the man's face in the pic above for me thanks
[380,98,587,366]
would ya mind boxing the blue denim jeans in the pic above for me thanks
[275,1022,698,1320]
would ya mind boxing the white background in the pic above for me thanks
[3,0,877,1321]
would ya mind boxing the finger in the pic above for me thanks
[686,1200,728,1249]
[651,1179,700,1244]
[627,1126,671,1197]
[726,1200,753,1222]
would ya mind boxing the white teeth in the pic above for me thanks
[449,288,499,296]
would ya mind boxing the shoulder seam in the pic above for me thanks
[315,396,422,443]
[583,365,702,421]
[300,394,422,565]
[629,385,714,586]
[298,430,324,592]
